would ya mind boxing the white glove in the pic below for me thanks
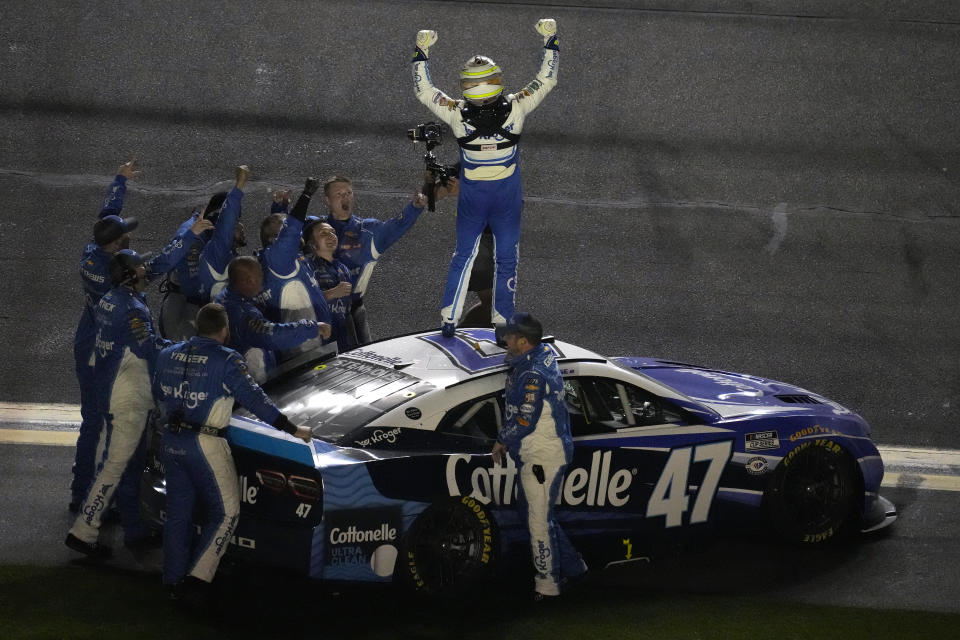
[535,18,557,40]
[416,30,438,55]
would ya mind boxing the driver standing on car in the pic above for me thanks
[412,19,559,336]
[491,312,586,600]
[153,302,311,603]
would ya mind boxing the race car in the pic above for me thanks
[139,328,897,593]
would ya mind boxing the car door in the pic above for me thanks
[557,372,734,564]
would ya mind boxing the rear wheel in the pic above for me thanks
[400,496,498,596]
[766,439,859,544]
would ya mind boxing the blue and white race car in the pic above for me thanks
[140,328,897,593]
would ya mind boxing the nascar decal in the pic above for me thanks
[745,430,780,451]
[419,328,564,374]
[745,456,769,475]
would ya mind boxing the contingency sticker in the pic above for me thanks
[745,430,780,451]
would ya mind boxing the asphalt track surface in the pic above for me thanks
[0,0,958,619]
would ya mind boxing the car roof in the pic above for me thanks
[338,327,606,389]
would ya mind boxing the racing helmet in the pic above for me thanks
[109,248,145,286]
[459,55,503,105]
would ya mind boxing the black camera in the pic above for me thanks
[407,122,444,146]
[407,121,458,212]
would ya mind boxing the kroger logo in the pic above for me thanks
[160,381,208,409]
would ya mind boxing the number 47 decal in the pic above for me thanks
[646,441,733,528]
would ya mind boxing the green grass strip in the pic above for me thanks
[1,564,956,640]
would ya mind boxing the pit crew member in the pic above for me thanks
[152,303,311,599]
[304,219,355,351]
[216,255,331,382]
[255,178,333,360]
[491,312,585,599]
[66,250,172,557]
[159,165,250,340]
[72,158,209,511]
[320,177,441,345]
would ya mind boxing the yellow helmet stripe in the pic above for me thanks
[464,86,503,99]
[461,65,500,77]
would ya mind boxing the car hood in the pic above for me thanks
[614,357,855,419]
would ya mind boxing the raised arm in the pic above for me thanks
[144,215,209,281]
[370,198,427,255]
[411,29,462,128]
[263,178,318,277]
[201,166,249,273]
[99,157,140,218]
[509,19,559,117]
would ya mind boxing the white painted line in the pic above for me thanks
[872,446,960,473]
[0,401,81,426]
[881,472,960,492]
[0,429,77,446]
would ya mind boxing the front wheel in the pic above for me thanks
[400,496,499,596]
[766,440,859,544]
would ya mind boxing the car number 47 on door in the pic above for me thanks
[646,441,733,528]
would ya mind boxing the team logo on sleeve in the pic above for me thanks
[129,315,149,341]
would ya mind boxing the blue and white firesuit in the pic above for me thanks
[498,342,584,596]
[311,254,355,352]
[160,187,245,340]
[256,200,333,358]
[413,37,559,326]
[72,176,197,505]
[215,285,320,382]
[69,285,170,546]
[152,336,294,585]
[325,201,426,344]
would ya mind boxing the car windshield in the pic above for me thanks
[241,357,434,443]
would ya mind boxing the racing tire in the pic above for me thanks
[766,439,859,544]
[400,496,499,597]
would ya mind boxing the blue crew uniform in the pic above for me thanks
[499,341,584,596]
[170,187,244,302]
[71,176,197,506]
[324,201,426,344]
[215,285,321,382]
[153,336,299,587]
[160,187,245,339]
[69,285,170,547]
[413,32,559,328]
[311,254,354,352]
[256,192,333,357]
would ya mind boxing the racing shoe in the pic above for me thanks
[441,322,456,338]
[169,576,213,613]
[64,533,112,559]
[532,591,561,605]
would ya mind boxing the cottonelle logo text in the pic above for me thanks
[329,524,397,545]
[445,450,633,507]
